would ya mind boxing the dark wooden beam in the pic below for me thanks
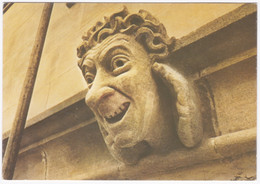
[3,3,14,14]
[66,3,76,8]
[2,3,53,180]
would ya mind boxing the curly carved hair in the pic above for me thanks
[77,6,176,69]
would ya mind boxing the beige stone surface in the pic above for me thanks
[12,120,255,179]
[2,104,17,132]
[3,3,242,133]
[13,148,46,180]
[206,57,256,135]
[46,67,86,109]
[13,123,119,180]
[27,83,50,119]
[78,3,243,39]
[148,152,256,180]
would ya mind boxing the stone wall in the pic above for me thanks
[2,3,256,180]
[3,3,242,133]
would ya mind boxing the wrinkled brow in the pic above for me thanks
[100,45,131,62]
[82,37,131,70]
[98,37,130,61]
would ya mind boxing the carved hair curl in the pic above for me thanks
[77,6,176,69]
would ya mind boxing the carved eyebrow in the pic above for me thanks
[100,45,131,63]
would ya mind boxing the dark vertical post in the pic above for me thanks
[2,3,53,180]
[3,3,14,14]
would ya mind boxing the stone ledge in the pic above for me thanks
[173,3,256,51]
[72,127,256,180]
[192,47,256,80]
[169,3,256,75]
[3,89,88,139]
[2,89,94,156]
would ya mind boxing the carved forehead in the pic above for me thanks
[83,34,134,62]
[77,7,176,70]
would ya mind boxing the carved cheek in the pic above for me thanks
[114,75,136,98]
[112,67,145,94]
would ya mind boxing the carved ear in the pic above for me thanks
[152,62,203,147]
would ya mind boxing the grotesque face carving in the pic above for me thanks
[82,34,176,164]
[77,7,203,165]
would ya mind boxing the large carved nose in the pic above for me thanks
[85,84,115,110]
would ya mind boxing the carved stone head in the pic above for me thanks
[77,7,203,165]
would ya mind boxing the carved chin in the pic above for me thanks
[99,124,150,165]
[95,90,137,148]
[101,125,138,149]
[95,90,152,164]
[114,139,151,165]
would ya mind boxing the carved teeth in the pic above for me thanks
[116,108,122,114]
[97,91,130,123]
[104,102,130,124]
[121,104,125,109]
[104,104,125,119]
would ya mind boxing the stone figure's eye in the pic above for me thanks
[110,55,131,76]
[85,73,95,85]
[114,59,124,68]
[111,56,128,70]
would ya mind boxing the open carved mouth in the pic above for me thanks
[97,90,131,125]
[105,102,130,124]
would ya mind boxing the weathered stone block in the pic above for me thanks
[206,57,256,135]
[46,67,87,109]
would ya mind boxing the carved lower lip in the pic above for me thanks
[105,102,130,124]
